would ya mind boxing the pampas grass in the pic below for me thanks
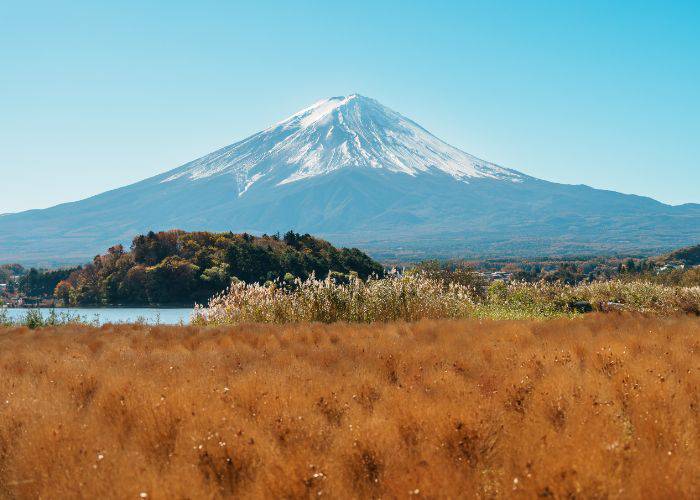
[193,273,700,325]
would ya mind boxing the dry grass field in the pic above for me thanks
[0,314,698,499]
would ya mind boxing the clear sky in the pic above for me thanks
[1,0,698,213]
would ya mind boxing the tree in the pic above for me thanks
[145,256,200,304]
[131,230,181,265]
[19,267,78,297]
[53,280,73,306]
[122,266,148,303]
[201,263,231,291]
[71,264,100,305]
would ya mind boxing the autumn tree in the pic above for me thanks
[53,280,73,306]
[22,230,383,306]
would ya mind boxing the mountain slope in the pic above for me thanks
[1,94,698,265]
[159,94,525,190]
[658,244,700,266]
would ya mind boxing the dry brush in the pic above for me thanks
[0,314,698,498]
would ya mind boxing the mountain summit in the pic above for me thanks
[0,95,698,265]
[161,94,523,193]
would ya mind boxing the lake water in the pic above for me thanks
[3,307,195,325]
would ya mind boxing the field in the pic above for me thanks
[0,314,698,498]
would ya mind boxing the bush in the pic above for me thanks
[0,308,11,327]
[0,309,98,329]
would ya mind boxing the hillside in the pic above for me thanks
[0,95,698,265]
[660,243,700,266]
[50,230,383,306]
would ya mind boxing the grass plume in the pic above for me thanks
[193,273,700,324]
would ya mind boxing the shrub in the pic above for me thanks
[0,307,11,327]
[0,309,98,329]
[569,281,700,314]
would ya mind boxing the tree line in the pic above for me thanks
[46,230,383,306]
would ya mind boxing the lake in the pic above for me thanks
[3,307,195,325]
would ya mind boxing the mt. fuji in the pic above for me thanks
[1,95,698,265]
[160,94,524,191]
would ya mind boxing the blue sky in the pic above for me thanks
[1,0,698,212]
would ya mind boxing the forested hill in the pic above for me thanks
[660,244,700,266]
[51,230,384,306]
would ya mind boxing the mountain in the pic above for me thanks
[1,94,699,265]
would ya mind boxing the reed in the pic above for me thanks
[193,273,700,325]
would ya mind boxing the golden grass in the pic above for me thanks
[0,314,698,498]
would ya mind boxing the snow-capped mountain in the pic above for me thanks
[160,94,523,191]
[0,95,698,265]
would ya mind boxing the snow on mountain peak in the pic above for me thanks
[160,94,524,194]
[276,94,359,129]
